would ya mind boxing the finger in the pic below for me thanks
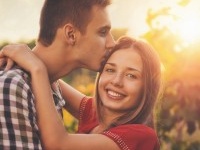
[0,44,22,57]
[0,49,5,58]
[0,58,6,68]
[4,58,15,71]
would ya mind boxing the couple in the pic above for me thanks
[0,0,162,150]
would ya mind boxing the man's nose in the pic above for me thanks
[106,33,116,49]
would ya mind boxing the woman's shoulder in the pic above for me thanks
[78,97,98,133]
[102,124,159,150]
[79,97,94,122]
[105,124,157,139]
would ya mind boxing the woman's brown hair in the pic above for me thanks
[95,36,162,129]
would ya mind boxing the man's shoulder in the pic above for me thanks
[0,66,30,85]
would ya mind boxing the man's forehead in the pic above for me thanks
[89,6,111,28]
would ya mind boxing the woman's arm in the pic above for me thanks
[0,44,85,119]
[28,61,120,150]
[59,79,85,119]
[0,45,120,150]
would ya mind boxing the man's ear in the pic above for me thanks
[64,24,76,45]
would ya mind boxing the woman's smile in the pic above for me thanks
[106,89,126,100]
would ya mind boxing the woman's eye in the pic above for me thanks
[126,74,137,79]
[103,68,115,73]
[106,69,114,72]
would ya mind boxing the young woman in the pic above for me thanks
[0,36,162,150]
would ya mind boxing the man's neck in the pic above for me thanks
[32,43,77,83]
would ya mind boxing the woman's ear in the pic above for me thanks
[64,24,76,45]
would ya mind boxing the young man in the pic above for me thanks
[0,0,115,149]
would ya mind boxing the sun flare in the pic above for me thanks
[144,1,200,47]
[172,11,200,45]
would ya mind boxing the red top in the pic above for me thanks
[77,97,160,150]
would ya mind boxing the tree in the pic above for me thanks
[142,1,200,149]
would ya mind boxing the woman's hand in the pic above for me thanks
[0,44,46,73]
[0,44,20,71]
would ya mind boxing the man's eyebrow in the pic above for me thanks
[99,25,111,30]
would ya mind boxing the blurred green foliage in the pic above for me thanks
[143,1,200,149]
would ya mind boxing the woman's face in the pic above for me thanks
[98,47,143,114]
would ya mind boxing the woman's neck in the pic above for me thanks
[90,123,107,134]
[91,109,122,134]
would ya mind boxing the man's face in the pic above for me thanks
[75,5,115,71]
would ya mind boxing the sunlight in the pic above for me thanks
[166,1,200,46]
[174,12,200,45]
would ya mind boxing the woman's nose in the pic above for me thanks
[110,74,123,87]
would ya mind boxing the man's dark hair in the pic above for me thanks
[38,0,111,46]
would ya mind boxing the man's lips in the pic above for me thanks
[99,51,111,72]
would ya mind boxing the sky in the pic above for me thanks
[0,0,199,43]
